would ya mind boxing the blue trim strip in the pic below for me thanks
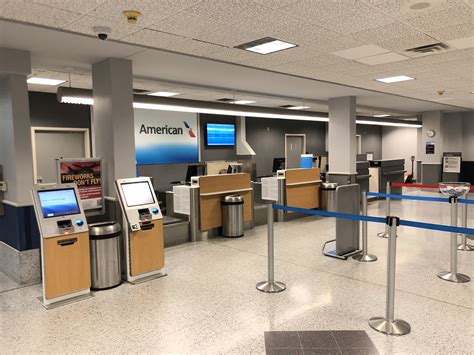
[272,204,474,235]
[367,192,448,203]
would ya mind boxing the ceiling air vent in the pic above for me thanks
[405,42,449,54]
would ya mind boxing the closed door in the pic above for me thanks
[33,129,89,183]
[285,135,305,169]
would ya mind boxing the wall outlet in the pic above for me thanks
[0,181,7,192]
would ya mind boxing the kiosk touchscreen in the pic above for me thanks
[32,183,92,308]
[115,177,165,283]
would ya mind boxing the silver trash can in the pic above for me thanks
[221,195,244,238]
[89,222,122,290]
[321,182,338,212]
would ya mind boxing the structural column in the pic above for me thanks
[92,58,136,198]
[0,48,39,284]
[419,111,443,184]
[327,96,357,185]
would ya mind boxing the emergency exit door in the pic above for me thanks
[285,134,306,169]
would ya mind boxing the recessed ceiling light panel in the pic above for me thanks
[375,75,415,83]
[279,105,310,110]
[374,114,391,117]
[147,91,180,97]
[235,37,297,55]
[233,100,256,105]
[27,77,66,86]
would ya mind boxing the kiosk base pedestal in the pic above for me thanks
[37,291,94,310]
[128,271,167,285]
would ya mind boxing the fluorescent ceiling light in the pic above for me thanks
[375,75,415,83]
[356,120,422,128]
[147,91,180,97]
[287,106,310,110]
[61,96,94,105]
[133,102,328,122]
[236,37,297,55]
[233,100,256,105]
[373,114,391,117]
[27,77,66,86]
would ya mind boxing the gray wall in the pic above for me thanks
[246,116,326,176]
[29,92,91,128]
[356,125,382,160]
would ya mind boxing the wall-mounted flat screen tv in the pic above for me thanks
[206,123,235,146]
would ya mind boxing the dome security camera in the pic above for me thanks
[92,26,112,41]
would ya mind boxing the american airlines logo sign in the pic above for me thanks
[139,121,196,138]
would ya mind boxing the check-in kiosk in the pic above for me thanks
[32,183,92,308]
[115,177,165,283]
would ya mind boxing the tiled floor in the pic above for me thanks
[0,271,20,293]
[0,189,472,354]
[264,330,379,354]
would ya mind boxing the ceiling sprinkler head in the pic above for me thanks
[123,10,141,25]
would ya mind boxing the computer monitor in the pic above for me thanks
[272,158,286,173]
[185,164,206,183]
[120,181,155,207]
[227,164,242,174]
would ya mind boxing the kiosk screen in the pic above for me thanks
[38,188,80,218]
[121,181,155,207]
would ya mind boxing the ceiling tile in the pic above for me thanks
[356,52,410,65]
[293,53,349,68]
[447,35,474,49]
[64,15,141,40]
[251,0,300,8]
[90,0,201,27]
[365,0,469,19]
[32,0,106,14]
[333,45,390,60]
[194,27,263,48]
[0,0,79,28]
[204,48,261,63]
[428,23,474,42]
[351,22,428,44]
[376,33,439,54]
[320,60,383,75]
[405,6,473,32]
[184,0,273,24]
[122,29,188,49]
[282,0,370,23]
[168,39,226,57]
[240,46,320,68]
[147,13,228,39]
[317,9,396,34]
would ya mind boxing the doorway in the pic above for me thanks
[31,127,90,184]
[285,134,306,169]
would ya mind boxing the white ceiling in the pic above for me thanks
[0,0,473,114]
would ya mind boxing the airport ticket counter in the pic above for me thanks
[262,168,321,222]
[188,173,253,239]
[32,183,92,308]
[115,177,165,284]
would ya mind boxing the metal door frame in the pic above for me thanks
[31,126,91,184]
[284,134,306,169]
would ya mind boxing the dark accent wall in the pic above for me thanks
[357,125,382,160]
[29,92,91,128]
[246,116,326,176]
[0,205,39,251]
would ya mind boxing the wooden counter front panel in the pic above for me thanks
[43,232,91,300]
[199,173,253,231]
[285,168,321,210]
[130,219,164,276]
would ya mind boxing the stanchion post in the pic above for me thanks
[438,197,471,283]
[369,216,410,336]
[458,195,474,251]
[256,204,286,293]
[377,181,391,238]
[353,190,377,262]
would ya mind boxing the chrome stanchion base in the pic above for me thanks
[353,253,378,262]
[377,232,389,238]
[369,317,411,336]
[256,281,286,293]
[437,271,470,283]
[457,243,474,251]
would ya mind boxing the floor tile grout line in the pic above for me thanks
[296,331,304,349]
[205,240,474,311]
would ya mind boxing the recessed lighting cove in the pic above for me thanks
[27,77,66,86]
[147,91,180,97]
[375,75,415,83]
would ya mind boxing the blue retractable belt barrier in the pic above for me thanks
[459,198,474,205]
[272,204,474,235]
[367,192,448,203]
